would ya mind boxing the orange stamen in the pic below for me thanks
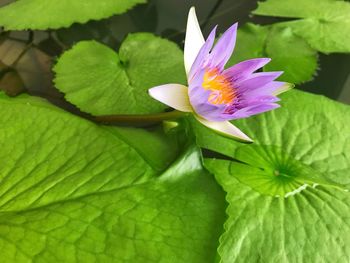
[202,69,236,105]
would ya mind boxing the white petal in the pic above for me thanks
[272,82,295,96]
[195,116,253,143]
[148,84,193,112]
[184,7,205,76]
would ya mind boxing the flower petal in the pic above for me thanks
[237,71,283,93]
[243,81,285,98]
[188,69,228,121]
[230,103,280,120]
[190,86,227,121]
[242,81,293,99]
[184,7,205,76]
[224,58,271,82]
[195,115,253,142]
[209,23,238,70]
[188,25,217,82]
[149,84,193,112]
[272,82,295,96]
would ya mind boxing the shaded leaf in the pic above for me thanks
[56,20,115,47]
[253,0,350,53]
[227,23,318,84]
[129,2,158,31]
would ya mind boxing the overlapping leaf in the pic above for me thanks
[253,0,350,53]
[0,93,225,262]
[0,0,145,30]
[193,90,350,184]
[191,89,350,261]
[227,24,318,84]
[54,34,186,115]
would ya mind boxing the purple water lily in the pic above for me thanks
[149,7,293,142]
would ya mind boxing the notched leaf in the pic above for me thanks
[53,34,186,115]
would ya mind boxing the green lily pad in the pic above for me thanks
[222,144,344,197]
[253,0,350,53]
[205,158,350,262]
[190,89,350,261]
[0,93,225,262]
[54,34,186,115]
[227,23,318,84]
[194,90,350,186]
[0,0,145,30]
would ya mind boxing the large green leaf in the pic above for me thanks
[54,34,186,115]
[193,90,350,186]
[253,0,350,53]
[190,89,350,261]
[227,23,318,84]
[0,93,225,262]
[0,0,145,30]
[205,158,350,262]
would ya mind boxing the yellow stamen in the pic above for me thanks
[203,69,236,105]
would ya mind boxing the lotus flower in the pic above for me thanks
[149,7,292,142]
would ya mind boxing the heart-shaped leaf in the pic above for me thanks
[54,34,186,115]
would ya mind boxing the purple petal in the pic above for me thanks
[241,95,280,107]
[188,69,228,121]
[188,69,210,107]
[230,103,280,120]
[208,23,238,70]
[188,26,217,82]
[271,82,294,96]
[223,58,271,82]
[193,103,227,121]
[236,71,283,93]
[189,84,227,121]
[243,81,286,98]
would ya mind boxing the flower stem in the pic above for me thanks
[92,110,187,125]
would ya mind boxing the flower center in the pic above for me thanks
[202,69,237,105]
